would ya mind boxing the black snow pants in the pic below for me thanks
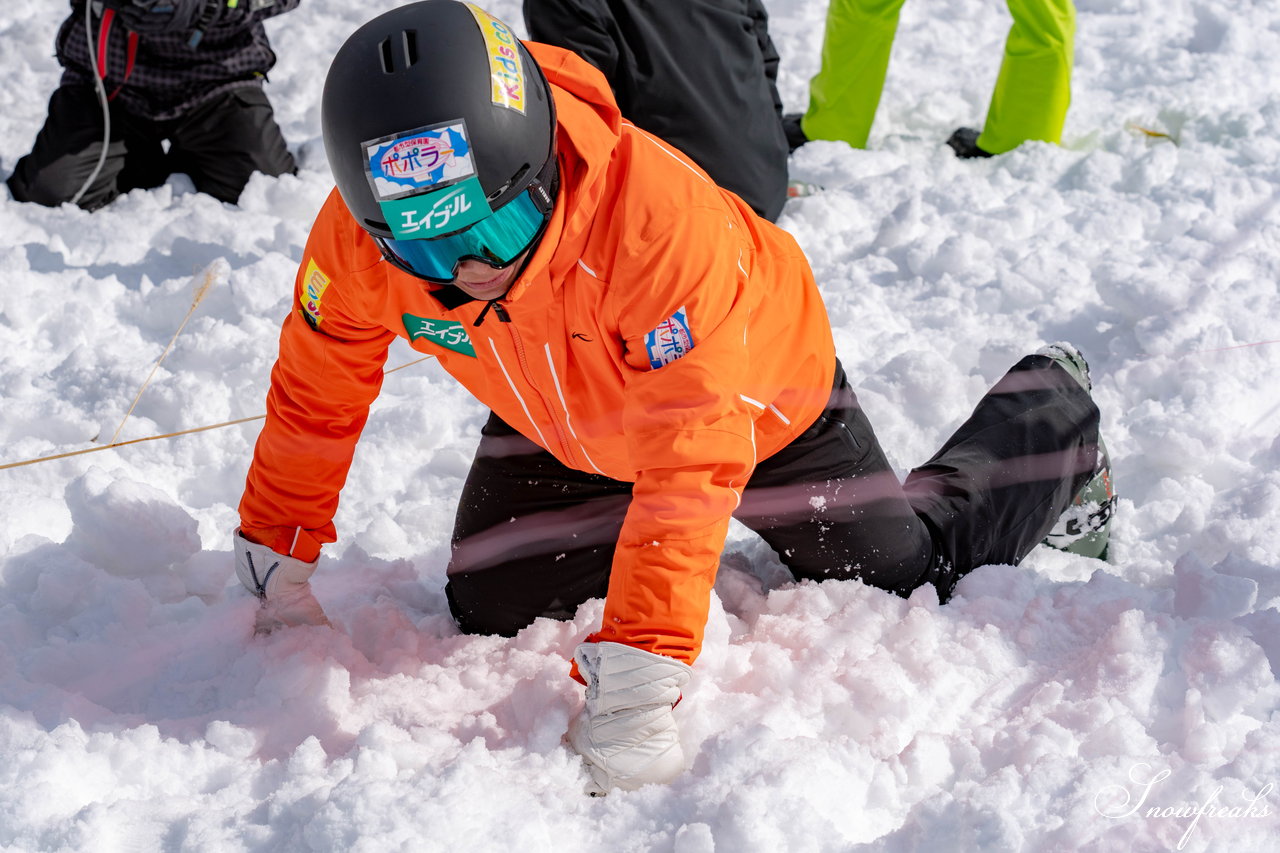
[445,354,1101,635]
[524,0,790,221]
[7,83,296,210]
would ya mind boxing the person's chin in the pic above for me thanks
[455,272,513,301]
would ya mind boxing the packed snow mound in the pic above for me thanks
[2,0,1279,850]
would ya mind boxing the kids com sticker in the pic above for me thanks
[465,3,526,113]
[364,122,475,201]
[299,258,331,329]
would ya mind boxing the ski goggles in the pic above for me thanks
[376,172,556,284]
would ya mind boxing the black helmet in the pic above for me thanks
[321,0,557,250]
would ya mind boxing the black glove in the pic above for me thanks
[103,0,220,36]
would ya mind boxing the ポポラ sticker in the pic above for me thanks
[363,121,476,201]
[465,4,526,114]
[644,307,695,369]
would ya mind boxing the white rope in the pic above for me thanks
[70,1,113,206]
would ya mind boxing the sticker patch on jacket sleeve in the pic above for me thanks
[644,307,695,369]
[402,314,478,358]
[465,4,526,113]
[363,121,476,201]
[299,259,331,329]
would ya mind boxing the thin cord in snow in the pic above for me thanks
[0,355,437,471]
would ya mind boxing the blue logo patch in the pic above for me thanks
[363,121,476,201]
[644,307,695,369]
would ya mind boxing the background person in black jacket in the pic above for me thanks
[524,0,790,222]
[8,0,300,210]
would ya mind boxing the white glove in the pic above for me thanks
[232,528,330,633]
[567,641,692,795]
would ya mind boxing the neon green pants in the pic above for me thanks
[802,0,1075,153]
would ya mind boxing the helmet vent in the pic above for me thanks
[378,30,419,73]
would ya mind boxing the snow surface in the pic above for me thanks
[2,0,1279,850]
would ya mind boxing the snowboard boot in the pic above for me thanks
[1038,343,1116,560]
[947,127,993,159]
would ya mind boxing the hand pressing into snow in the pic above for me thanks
[232,528,330,634]
[568,641,691,795]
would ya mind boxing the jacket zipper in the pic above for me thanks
[543,343,606,475]
[473,298,510,326]
[476,299,578,464]
[502,319,575,463]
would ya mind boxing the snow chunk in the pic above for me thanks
[62,468,202,600]
[1174,553,1258,619]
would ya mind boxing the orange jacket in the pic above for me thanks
[239,44,836,665]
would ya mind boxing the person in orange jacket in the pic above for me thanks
[234,0,1112,794]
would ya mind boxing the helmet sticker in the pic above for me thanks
[380,176,492,240]
[363,121,477,201]
[465,4,526,114]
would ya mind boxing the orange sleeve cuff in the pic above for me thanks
[238,525,323,562]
